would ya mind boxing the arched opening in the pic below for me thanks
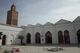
[45,31,52,44]
[77,30,80,44]
[0,32,2,39]
[35,32,41,43]
[26,33,31,44]
[2,35,6,45]
[64,30,70,44]
[58,31,64,44]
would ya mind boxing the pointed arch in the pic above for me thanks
[26,33,31,44]
[77,29,80,44]
[35,32,41,43]
[64,30,70,44]
[2,35,6,45]
[58,31,64,44]
[45,31,52,44]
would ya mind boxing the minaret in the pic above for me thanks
[6,4,18,26]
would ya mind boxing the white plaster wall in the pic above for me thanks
[43,25,56,44]
[73,21,80,44]
[25,25,56,44]
[34,26,44,44]
[0,25,23,45]
[24,22,79,44]
[25,26,35,44]
[55,23,76,44]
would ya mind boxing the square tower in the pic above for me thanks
[6,4,18,26]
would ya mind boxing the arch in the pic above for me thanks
[26,33,31,44]
[58,31,64,44]
[77,29,80,44]
[64,30,70,44]
[2,35,6,45]
[45,31,52,44]
[35,32,41,43]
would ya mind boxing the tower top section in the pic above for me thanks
[11,4,16,11]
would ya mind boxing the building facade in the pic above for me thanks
[0,4,80,45]
[22,17,80,44]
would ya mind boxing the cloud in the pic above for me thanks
[18,0,80,26]
[45,3,80,22]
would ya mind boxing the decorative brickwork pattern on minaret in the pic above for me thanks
[6,4,18,26]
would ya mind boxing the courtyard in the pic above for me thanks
[0,45,80,53]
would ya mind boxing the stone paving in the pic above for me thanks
[0,45,80,53]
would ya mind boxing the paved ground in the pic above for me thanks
[0,45,80,53]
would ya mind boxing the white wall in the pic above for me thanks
[0,25,23,45]
[24,20,80,44]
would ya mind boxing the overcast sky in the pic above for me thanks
[0,0,80,26]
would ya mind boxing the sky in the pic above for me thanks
[0,0,80,26]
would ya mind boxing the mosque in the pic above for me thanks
[0,4,80,45]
